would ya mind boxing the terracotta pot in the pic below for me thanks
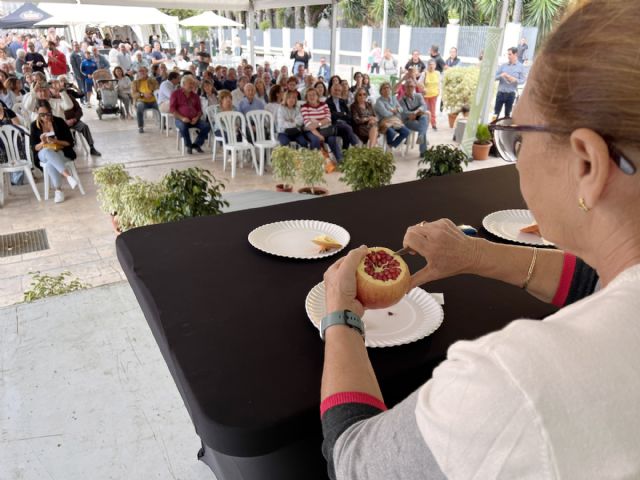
[110,214,122,235]
[472,142,492,161]
[448,113,458,128]
[276,184,293,192]
[298,187,328,196]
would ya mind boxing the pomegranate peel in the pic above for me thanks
[356,247,410,309]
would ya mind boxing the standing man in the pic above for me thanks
[69,42,85,103]
[429,45,446,73]
[400,80,429,155]
[445,47,460,69]
[405,50,426,74]
[47,42,68,79]
[150,42,166,65]
[92,46,109,70]
[116,43,133,75]
[131,66,159,133]
[196,41,211,78]
[317,57,330,83]
[169,75,210,155]
[517,38,529,64]
[494,47,525,119]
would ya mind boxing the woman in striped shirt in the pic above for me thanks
[300,88,342,162]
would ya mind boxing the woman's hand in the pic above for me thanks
[324,246,368,317]
[403,219,480,288]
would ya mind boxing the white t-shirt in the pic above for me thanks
[416,264,640,479]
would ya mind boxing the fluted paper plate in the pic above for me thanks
[482,209,555,247]
[248,220,350,259]
[305,282,444,348]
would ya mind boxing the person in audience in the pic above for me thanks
[369,41,382,74]
[350,87,379,148]
[400,80,429,154]
[116,43,133,76]
[340,80,354,106]
[131,66,159,133]
[286,76,301,101]
[238,83,265,115]
[0,79,14,109]
[361,74,372,96]
[15,49,27,78]
[317,57,330,83]
[294,64,306,86]
[223,68,237,91]
[261,71,273,89]
[231,76,248,107]
[327,82,360,149]
[277,89,310,148]
[445,46,460,68]
[328,75,342,88]
[0,48,16,74]
[23,80,72,120]
[381,49,398,75]
[315,81,328,102]
[29,100,78,203]
[320,3,640,479]
[300,74,316,98]
[69,42,85,102]
[375,82,410,149]
[56,76,101,156]
[405,49,426,73]
[4,77,22,108]
[254,78,269,104]
[279,65,288,81]
[157,70,179,113]
[197,42,211,77]
[150,42,167,65]
[349,72,363,94]
[131,51,149,74]
[265,84,283,118]
[25,41,46,73]
[92,46,110,70]
[429,44,446,72]
[200,79,218,108]
[290,41,311,73]
[301,88,342,163]
[422,59,440,130]
[80,49,98,107]
[170,75,210,155]
[113,66,133,119]
[0,100,19,127]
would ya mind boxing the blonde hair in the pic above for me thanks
[531,0,640,154]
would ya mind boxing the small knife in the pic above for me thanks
[393,224,478,256]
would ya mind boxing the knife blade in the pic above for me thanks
[393,224,477,256]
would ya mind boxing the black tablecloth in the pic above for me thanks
[117,165,557,460]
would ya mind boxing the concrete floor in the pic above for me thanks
[0,107,507,479]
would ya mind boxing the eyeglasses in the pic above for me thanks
[490,118,636,175]
[38,112,52,117]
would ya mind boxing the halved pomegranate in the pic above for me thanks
[356,247,410,309]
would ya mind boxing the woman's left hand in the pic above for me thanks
[323,246,368,318]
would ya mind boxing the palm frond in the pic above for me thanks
[404,0,448,27]
[443,0,479,25]
[524,0,569,40]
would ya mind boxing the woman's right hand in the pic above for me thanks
[403,219,481,288]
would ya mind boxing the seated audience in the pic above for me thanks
[301,88,342,163]
[200,79,218,108]
[314,81,328,102]
[231,76,248,108]
[350,87,379,148]
[399,80,429,155]
[277,90,309,148]
[131,66,159,133]
[327,82,360,150]
[375,81,410,149]
[265,84,283,118]
[254,78,269,104]
[158,71,180,113]
[169,75,210,155]
[113,66,133,119]
[238,83,265,115]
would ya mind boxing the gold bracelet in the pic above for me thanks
[522,247,538,290]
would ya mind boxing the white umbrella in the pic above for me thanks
[179,11,243,28]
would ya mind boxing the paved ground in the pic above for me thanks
[0,107,505,307]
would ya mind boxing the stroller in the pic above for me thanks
[93,69,123,120]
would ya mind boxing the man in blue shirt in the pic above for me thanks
[317,57,330,83]
[494,47,526,118]
[237,83,265,114]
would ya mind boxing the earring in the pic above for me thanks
[578,197,590,212]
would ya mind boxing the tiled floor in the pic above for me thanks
[0,108,506,307]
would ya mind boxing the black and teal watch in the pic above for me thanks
[320,310,365,341]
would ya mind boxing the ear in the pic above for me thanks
[569,128,612,209]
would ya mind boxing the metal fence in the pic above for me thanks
[340,28,362,52]
[271,29,283,48]
[290,28,305,45]
[338,55,361,66]
[410,27,446,54]
[457,26,489,59]
[371,29,400,54]
[314,29,331,51]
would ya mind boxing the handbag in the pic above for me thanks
[378,115,404,133]
[318,125,337,138]
[284,127,302,137]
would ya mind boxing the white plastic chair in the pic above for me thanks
[154,90,172,135]
[206,105,224,163]
[215,111,258,179]
[73,130,91,158]
[0,125,41,206]
[245,110,279,176]
[42,134,86,200]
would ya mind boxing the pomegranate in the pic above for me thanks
[356,247,410,309]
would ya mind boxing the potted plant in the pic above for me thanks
[271,146,298,192]
[93,163,131,232]
[448,8,460,25]
[340,147,396,191]
[155,167,229,222]
[417,145,468,178]
[442,67,480,127]
[116,179,167,232]
[296,148,328,195]
[472,124,493,160]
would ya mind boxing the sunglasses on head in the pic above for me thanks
[490,118,636,175]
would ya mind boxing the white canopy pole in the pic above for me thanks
[381,0,388,55]
[247,4,255,66]
[329,0,337,76]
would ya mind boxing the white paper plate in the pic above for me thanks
[248,220,350,259]
[482,209,554,247]
[305,282,444,348]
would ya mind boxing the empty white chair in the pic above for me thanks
[215,111,258,179]
[0,125,41,206]
[206,105,224,163]
[245,110,279,175]
[154,90,172,135]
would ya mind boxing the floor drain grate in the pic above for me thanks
[0,229,50,257]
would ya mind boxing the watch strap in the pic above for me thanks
[320,310,365,341]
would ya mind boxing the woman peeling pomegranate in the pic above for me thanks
[318,1,640,478]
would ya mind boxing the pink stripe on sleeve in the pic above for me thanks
[320,392,387,418]
[552,253,577,307]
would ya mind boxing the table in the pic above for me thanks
[116,165,557,480]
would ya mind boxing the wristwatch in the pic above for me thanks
[320,310,365,341]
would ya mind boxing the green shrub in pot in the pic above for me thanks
[340,146,395,191]
[116,179,167,232]
[93,163,131,215]
[417,145,468,179]
[271,146,299,191]
[442,67,479,113]
[297,148,327,195]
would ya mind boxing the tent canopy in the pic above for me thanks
[180,11,243,28]
[34,0,331,11]
[0,2,53,29]
[36,3,179,27]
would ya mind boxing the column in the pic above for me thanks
[444,23,460,56]
[283,27,292,57]
[361,26,373,73]
[398,24,412,60]
[264,29,271,56]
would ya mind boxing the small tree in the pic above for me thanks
[340,147,395,191]
[93,163,131,215]
[271,146,299,190]
[297,148,326,194]
[442,67,480,113]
